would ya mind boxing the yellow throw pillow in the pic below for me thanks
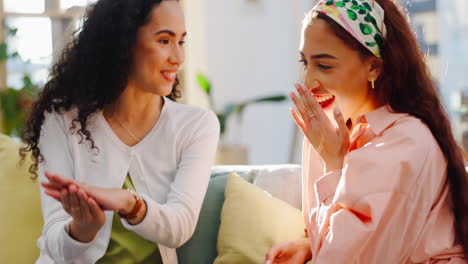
[214,173,307,264]
[0,134,43,263]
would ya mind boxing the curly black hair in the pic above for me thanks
[20,0,181,179]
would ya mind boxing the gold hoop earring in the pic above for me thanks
[371,77,375,89]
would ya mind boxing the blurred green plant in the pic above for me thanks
[196,72,287,135]
[0,27,39,137]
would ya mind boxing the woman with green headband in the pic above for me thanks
[265,0,467,263]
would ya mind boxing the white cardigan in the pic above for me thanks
[36,97,220,264]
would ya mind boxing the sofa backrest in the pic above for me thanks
[177,164,302,264]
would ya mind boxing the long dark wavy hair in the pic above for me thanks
[311,0,468,257]
[20,0,181,179]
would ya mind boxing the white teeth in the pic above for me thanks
[162,71,176,79]
[317,95,333,103]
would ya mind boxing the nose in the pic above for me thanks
[303,67,316,89]
[168,44,185,66]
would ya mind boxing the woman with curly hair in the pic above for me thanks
[20,0,219,263]
[265,0,467,263]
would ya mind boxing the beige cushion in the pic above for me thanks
[0,134,43,263]
[253,166,302,210]
[214,173,306,264]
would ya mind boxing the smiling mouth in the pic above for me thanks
[161,70,177,82]
[314,94,335,109]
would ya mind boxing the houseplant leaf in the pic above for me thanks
[252,95,287,103]
[196,72,211,96]
[0,43,8,61]
[219,104,238,135]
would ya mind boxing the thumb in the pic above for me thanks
[265,245,281,263]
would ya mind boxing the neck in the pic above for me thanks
[105,82,163,123]
[343,96,380,129]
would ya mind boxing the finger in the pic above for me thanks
[290,107,306,131]
[334,105,348,137]
[44,188,62,201]
[41,178,60,189]
[61,188,71,212]
[44,172,66,188]
[289,92,310,124]
[265,246,281,262]
[88,197,104,219]
[51,174,75,187]
[77,189,92,219]
[69,184,81,216]
[41,181,67,191]
[45,172,75,188]
[295,84,314,118]
[299,83,327,120]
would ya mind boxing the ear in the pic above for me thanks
[367,58,383,81]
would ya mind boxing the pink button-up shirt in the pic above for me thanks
[302,105,466,263]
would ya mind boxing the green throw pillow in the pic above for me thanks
[0,134,43,263]
[214,173,307,264]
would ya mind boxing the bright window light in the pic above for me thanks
[7,17,52,65]
[4,0,45,13]
[61,0,97,11]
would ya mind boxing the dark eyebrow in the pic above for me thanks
[155,30,187,37]
[310,53,337,60]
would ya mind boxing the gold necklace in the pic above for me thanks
[113,107,141,143]
[112,101,162,143]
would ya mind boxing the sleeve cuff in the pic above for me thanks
[314,169,343,204]
[62,218,99,250]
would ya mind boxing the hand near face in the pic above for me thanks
[290,82,350,173]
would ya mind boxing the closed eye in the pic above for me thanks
[317,64,333,70]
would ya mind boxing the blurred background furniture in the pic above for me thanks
[0,133,43,263]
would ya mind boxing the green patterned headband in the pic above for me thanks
[311,0,387,59]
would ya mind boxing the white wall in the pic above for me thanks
[184,0,313,165]
[437,0,468,141]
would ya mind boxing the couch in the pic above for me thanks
[0,134,302,263]
[0,133,44,263]
[177,164,302,263]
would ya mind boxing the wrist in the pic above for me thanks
[298,238,312,261]
[127,199,147,225]
[324,165,342,174]
[119,190,137,215]
[69,221,99,243]
[118,189,145,223]
[324,157,344,174]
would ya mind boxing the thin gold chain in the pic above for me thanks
[112,98,163,143]
[113,107,141,143]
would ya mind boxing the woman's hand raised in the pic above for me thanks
[289,82,350,173]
